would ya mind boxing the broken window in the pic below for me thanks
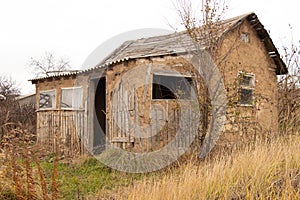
[61,87,83,109]
[152,74,193,99]
[39,90,56,109]
[238,72,255,106]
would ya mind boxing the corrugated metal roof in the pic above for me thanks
[95,13,251,68]
[29,71,79,82]
[29,12,287,83]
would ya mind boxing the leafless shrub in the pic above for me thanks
[0,75,20,97]
[176,0,228,56]
[278,29,300,135]
[0,75,36,143]
[0,124,58,200]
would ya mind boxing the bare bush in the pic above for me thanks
[176,0,228,57]
[278,34,300,135]
[0,75,20,97]
[0,75,36,144]
[1,125,55,200]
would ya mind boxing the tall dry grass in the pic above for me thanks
[126,135,300,200]
[0,125,59,200]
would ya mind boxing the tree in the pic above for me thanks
[176,0,228,57]
[0,74,20,97]
[172,0,232,159]
[28,51,71,78]
[0,75,21,141]
[175,0,300,148]
[0,74,36,143]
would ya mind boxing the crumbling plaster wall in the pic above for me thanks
[217,20,279,145]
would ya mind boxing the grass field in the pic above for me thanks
[1,134,299,199]
[124,134,300,200]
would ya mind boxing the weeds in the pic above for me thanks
[0,127,145,200]
[125,134,300,200]
[0,124,59,200]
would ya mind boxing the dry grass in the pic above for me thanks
[1,123,299,199]
[0,126,56,200]
[125,134,300,200]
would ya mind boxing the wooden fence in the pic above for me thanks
[37,110,86,156]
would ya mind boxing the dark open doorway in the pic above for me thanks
[93,77,106,153]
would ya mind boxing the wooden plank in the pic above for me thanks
[111,137,134,143]
[141,64,152,117]
[36,110,85,156]
[153,72,192,77]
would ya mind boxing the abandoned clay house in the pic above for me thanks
[30,12,287,157]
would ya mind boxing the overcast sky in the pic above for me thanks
[0,0,299,94]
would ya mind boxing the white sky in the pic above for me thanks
[0,0,299,94]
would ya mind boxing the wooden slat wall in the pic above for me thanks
[109,84,199,153]
[37,110,86,156]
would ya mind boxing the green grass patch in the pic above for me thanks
[40,157,143,199]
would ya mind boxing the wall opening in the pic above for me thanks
[39,89,56,110]
[238,72,255,106]
[60,87,83,110]
[93,77,106,152]
[241,32,250,43]
[152,74,193,100]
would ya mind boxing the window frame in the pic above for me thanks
[60,86,84,110]
[151,73,193,100]
[237,72,255,106]
[38,89,56,110]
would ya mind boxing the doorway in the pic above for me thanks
[93,77,106,153]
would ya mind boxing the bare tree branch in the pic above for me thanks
[0,75,20,97]
[28,51,71,78]
[278,26,300,134]
[175,0,228,55]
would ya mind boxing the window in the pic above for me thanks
[152,74,193,100]
[238,72,255,106]
[241,33,249,43]
[61,87,83,109]
[39,90,56,109]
